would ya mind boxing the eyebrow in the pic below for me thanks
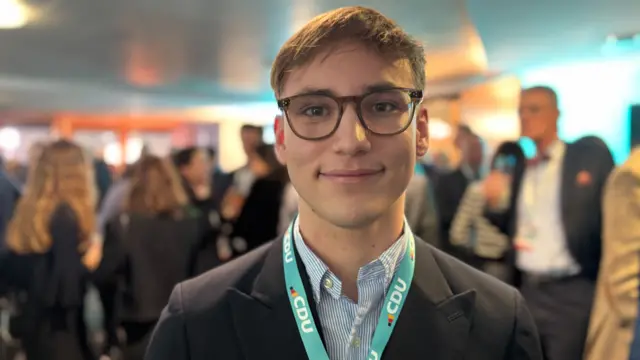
[290,81,403,98]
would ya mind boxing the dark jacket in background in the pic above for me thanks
[432,168,472,257]
[229,174,286,253]
[486,139,614,283]
[0,170,20,250]
[93,210,201,358]
[0,204,90,360]
[93,159,112,209]
[95,211,201,320]
[407,170,440,248]
[212,169,233,208]
[183,178,225,275]
[555,139,614,280]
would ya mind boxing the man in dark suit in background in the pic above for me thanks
[146,6,542,360]
[484,86,614,360]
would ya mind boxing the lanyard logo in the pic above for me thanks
[283,233,294,264]
[289,287,314,333]
[385,277,408,326]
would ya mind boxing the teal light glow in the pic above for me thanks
[519,58,640,163]
[517,137,537,159]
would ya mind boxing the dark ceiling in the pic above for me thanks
[0,0,637,115]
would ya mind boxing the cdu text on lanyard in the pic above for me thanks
[282,218,416,360]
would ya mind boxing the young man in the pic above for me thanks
[146,6,542,360]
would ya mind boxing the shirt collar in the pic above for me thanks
[542,139,565,160]
[292,218,411,302]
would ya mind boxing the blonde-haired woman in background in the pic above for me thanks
[0,139,101,360]
[93,154,202,360]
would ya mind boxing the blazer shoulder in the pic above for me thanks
[566,139,614,165]
[178,241,275,314]
[422,243,537,355]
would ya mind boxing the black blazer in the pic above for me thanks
[94,211,202,322]
[230,176,286,252]
[558,140,614,280]
[145,237,542,360]
[0,204,89,360]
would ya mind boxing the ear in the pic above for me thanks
[415,105,429,158]
[273,114,287,165]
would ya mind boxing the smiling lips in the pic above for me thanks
[319,169,383,183]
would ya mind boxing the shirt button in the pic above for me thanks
[351,337,361,347]
[323,278,333,289]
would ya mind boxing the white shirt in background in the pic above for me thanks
[515,141,581,275]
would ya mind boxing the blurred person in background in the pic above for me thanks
[220,143,288,256]
[205,147,233,212]
[93,157,112,209]
[483,86,614,360]
[174,147,213,208]
[0,156,21,250]
[11,141,47,186]
[429,124,485,257]
[0,139,102,360]
[278,179,299,234]
[92,155,201,360]
[98,168,133,234]
[276,114,300,234]
[240,125,264,157]
[584,146,640,360]
[229,125,265,199]
[450,141,526,284]
[173,147,225,274]
[405,162,439,247]
[97,146,150,234]
[455,124,485,181]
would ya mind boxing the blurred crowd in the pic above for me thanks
[0,86,638,360]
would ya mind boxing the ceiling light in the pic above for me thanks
[0,0,29,29]
[0,127,21,151]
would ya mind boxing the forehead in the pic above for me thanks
[280,41,414,98]
[520,90,555,106]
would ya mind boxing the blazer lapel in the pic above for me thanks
[227,237,323,360]
[228,237,475,360]
[384,241,475,360]
[560,142,573,226]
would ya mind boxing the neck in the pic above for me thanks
[296,196,406,301]
[535,133,559,155]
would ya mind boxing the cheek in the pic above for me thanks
[521,120,536,133]
[284,139,323,176]
[379,135,415,177]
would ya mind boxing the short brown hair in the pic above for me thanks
[123,155,188,216]
[522,85,559,108]
[270,6,426,95]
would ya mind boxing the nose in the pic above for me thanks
[331,103,371,155]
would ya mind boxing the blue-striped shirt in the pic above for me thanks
[293,220,409,360]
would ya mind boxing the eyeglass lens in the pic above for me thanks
[285,89,415,139]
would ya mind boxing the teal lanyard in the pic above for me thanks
[282,219,416,360]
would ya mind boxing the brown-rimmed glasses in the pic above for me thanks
[277,88,423,141]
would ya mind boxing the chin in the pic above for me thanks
[315,202,387,229]
[324,213,379,229]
